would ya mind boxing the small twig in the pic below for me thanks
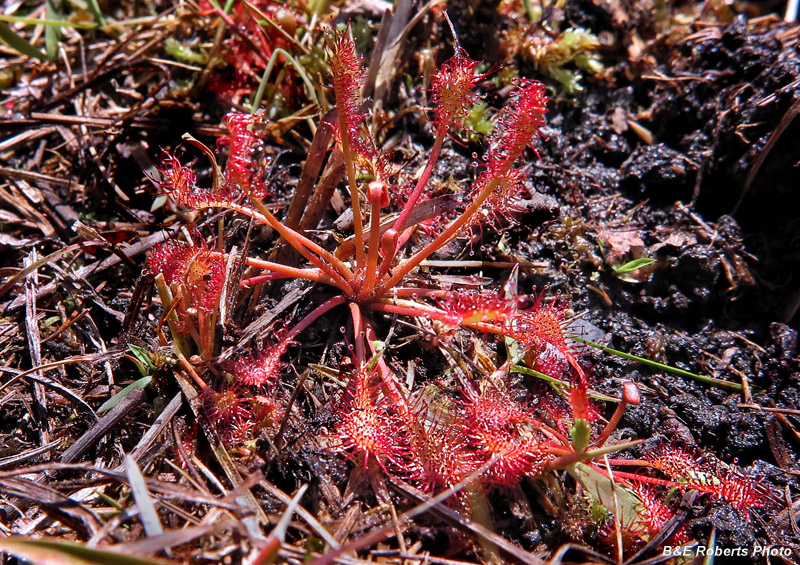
[60,388,146,464]
[0,440,61,469]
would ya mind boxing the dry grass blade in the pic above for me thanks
[0,476,101,536]
[125,455,164,538]
[250,484,309,564]
[106,523,236,558]
[123,393,183,466]
[310,457,546,565]
[172,369,269,533]
[387,477,548,565]
[3,229,176,313]
[259,478,340,550]
[0,244,86,301]
[0,536,174,565]
[0,365,98,419]
[547,543,618,564]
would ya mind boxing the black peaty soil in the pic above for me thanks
[485,7,800,555]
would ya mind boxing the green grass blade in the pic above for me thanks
[45,0,62,60]
[86,0,107,26]
[569,335,743,392]
[612,257,656,274]
[0,21,51,60]
[0,15,97,28]
[249,47,319,113]
[98,376,152,414]
[510,364,619,402]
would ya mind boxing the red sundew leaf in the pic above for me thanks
[158,151,216,208]
[472,163,528,227]
[431,46,481,133]
[229,334,296,387]
[219,112,272,200]
[627,484,683,541]
[333,368,408,470]
[202,381,253,443]
[488,437,552,486]
[328,28,388,181]
[202,383,251,425]
[329,29,366,134]
[507,293,583,376]
[456,387,554,485]
[437,289,520,328]
[487,79,548,166]
[645,444,773,516]
[250,393,284,432]
[532,348,570,380]
[407,418,479,493]
[599,482,690,555]
[148,241,226,312]
[568,373,599,422]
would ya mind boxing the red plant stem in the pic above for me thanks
[361,183,385,298]
[363,318,409,416]
[196,199,354,292]
[178,353,207,389]
[367,300,442,318]
[241,258,332,284]
[204,251,340,288]
[596,469,679,488]
[605,458,652,467]
[389,130,447,248]
[349,302,365,366]
[594,382,640,448]
[284,295,347,341]
[373,224,416,291]
[240,273,302,286]
[536,422,571,446]
[337,114,366,273]
[540,443,571,456]
[377,176,501,295]
[368,301,509,339]
[594,405,627,448]
[243,197,356,295]
[392,225,418,252]
[389,288,450,298]
[546,452,584,469]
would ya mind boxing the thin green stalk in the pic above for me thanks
[0,15,96,28]
[510,364,619,402]
[154,274,192,359]
[547,440,645,469]
[569,335,743,392]
[249,47,319,113]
